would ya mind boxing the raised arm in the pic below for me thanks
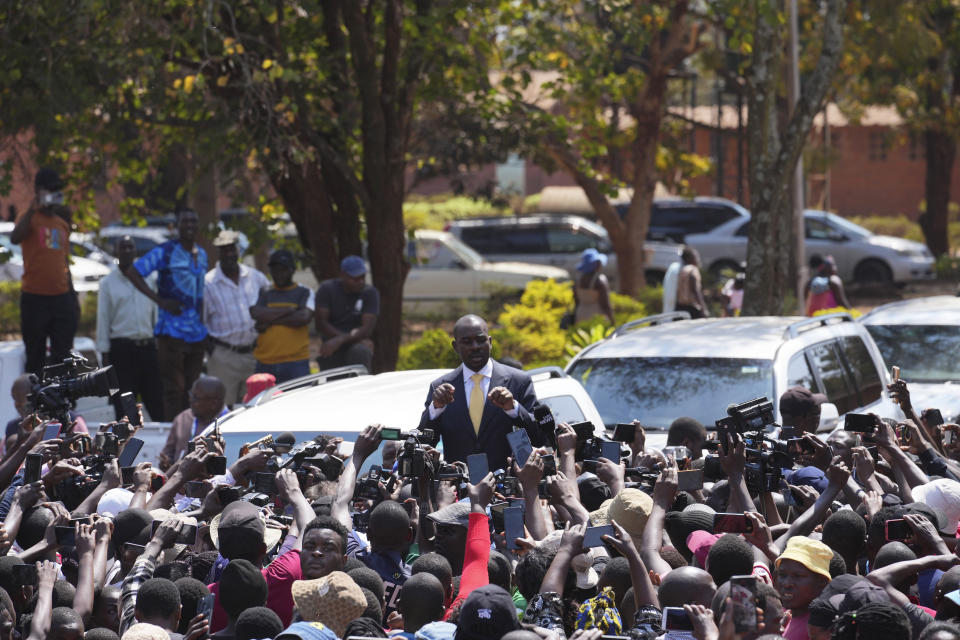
[332,425,382,529]
[642,462,677,578]
[275,468,315,551]
[776,461,849,555]
[74,523,97,625]
[26,561,58,640]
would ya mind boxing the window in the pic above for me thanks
[805,217,844,241]
[650,204,743,240]
[546,226,598,253]
[787,354,816,391]
[735,221,750,237]
[838,336,883,406]
[869,131,887,161]
[805,341,858,414]
[410,239,462,269]
[460,226,547,255]
[866,324,960,383]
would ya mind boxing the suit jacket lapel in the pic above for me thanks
[477,360,507,440]
[449,365,476,442]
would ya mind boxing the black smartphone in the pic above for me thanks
[151,521,199,545]
[714,513,753,534]
[926,409,945,428]
[885,518,911,541]
[504,505,525,550]
[865,444,879,459]
[24,453,42,484]
[788,438,815,454]
[541,454,557,476]
[600,441,621,463]
[255,472,277,495]
[780,426,796,439]
[730,575,758,633]
[119,392,141,427]
[570,421,595,441]
[380,428,402,441]
[117,437,144,468]
[613,423,636,443]
[124,542,146,555]
[12,564,37,586]
[505,429,533,467]
[121,467,135,485]
[111,421,133,441]
[42,422,61,441]
[662,607,694,632]
[945,430,956,446]
[582,459,598,474]
[467,453,489,485]
[184,481,208,499]
[55,526,76,547]
[216,485,242,507]
[844,413,876,433]
[206,456,227,476]
[583,524,615,548]
[677,469,705,492]
[490,502,507,533]
[197,592,215,622]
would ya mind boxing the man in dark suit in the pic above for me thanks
[419,315,544,469]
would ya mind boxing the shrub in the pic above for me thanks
[397,329,461,371]
[403,195,508,231]
[849,215,924,243]
[494,279,571,368]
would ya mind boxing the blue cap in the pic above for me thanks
[276,622,338,640]
[416,621,458,640]
[576,248,608,273]
[340,255,366,277]
[787,466,829,494]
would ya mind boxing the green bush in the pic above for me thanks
[403,195,509,231]
[397,328,462,371]
[849,215,925,243]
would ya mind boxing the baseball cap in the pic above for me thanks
[243,372,277,404]
[213,229,240,247]
[776,536,834,581]
[416,621,458,640]
[589,488,652,544]
[787,466,829,494]
[269,249,296,269]
[276,622,339,640]
[686,530,722,568]
[454,584,521,640]
[664,504,715,554]
[211,501,282,555]
[291,571,366,638]
[910,479,960,533]
[572,549,599,589]
[426,501,471,529]
[34,168,63,191]
[780,386,826,417]
[340,255,366,277]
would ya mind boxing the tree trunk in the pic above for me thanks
[922,128,954,257]
[270,162,340,283]
[192,159,218,261]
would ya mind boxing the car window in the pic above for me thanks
[805,217,844,241]
[735,221,750,237]
[410,238,463,269]
[538,395,586,424]
[866,324,960,383]
[787,353,816,390]
[459,228,502,254]
[462,226,547,255]
[546,227,597,253]
[567,356,774,429]
[651,205,741,234]
[838,336,883,405]
[805,341,859,413]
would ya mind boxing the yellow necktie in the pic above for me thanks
[469,373,485,434]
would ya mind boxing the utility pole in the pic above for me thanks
[787,0,805,314]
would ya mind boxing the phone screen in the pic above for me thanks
[583,524,615,548]
[730,575,758,633]
[119,392,141,427]
[42,422,61,441]
[380,428,402,441]
[117,437,144,468]
[24,454,42,484]
[571,421,595,441]
[714,513,753,534]
[197,593,216,621]
[255,472,277,495]
[663,607,694,632]
[613,423,636,443]
[467,453,489,485]
[151,521,199,545]
[184,481,208,499]
[885,518,911,541]
[55,526,76,547]
[677,469,705,492]
[844,413,876,433]
[504,506,525,550]
[946,430,956,446]
[12,564,37,586]
[541,454,557,476]
[506,430,533,467]
[206,455,227,476]
[600,441,621,463]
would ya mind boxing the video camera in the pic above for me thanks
[29,355,119,428]
[397,429,438,478]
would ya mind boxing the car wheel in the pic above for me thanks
[853,258,892,284]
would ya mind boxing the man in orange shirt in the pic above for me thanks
[10,169,77,375]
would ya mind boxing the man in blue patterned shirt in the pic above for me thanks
[125,209,208,420]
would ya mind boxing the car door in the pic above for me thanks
[803,339,861,415]
[405,236,477,300]
[804,215,852,278]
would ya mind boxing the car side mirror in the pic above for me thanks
[819,402,840,431]
[454,259,468,270]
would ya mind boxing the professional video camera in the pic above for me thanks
[397,429,438,478]
[355,465,387,501]
[29,355,119,428]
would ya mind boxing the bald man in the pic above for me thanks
[418,314,542,468]
[658,566,717,609]
[158,375,227,469]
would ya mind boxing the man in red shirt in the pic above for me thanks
[10,169,77,375]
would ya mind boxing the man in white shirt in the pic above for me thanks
[96,236,164,420]
[203,230,269,405]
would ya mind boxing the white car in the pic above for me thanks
[0,223,110,293]
[685,209,936,284]
[565,311,903,436]
[404,229,569,303]
[203,366,605,469]
[860,296,960,422]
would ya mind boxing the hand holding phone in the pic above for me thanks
[467,453,489,485]
[504,506,525,550]
[730,575,758,633]
[714,513,753,534]
[582,524,615,548]
[677,469,704,492]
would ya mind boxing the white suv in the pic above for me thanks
[565,312,902,436]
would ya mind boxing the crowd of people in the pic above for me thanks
[1,300,959,640]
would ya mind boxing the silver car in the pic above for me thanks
[685,209,935,284]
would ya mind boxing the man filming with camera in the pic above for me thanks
[10,168,78,376]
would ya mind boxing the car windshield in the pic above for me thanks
[822,212,872,239]
[567,356,775,429]
[865,325,960,383]
[441,234,485,267]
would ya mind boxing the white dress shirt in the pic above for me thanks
[428,358,518,420]
[96,266,157,353]
[203,263,270,346]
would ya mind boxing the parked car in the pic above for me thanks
[637,197,750,243]
[203,365,606,469]
[404,229,569,303]
[860,296,960,422]
[0,223,110,292]
[446,214,681,287]
[86,226,173,257]
[565,312,902,433]
[686,209,936,283]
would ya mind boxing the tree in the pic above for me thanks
[732,0,847,315]
[500,0,705,296]
[0,0,503,371]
